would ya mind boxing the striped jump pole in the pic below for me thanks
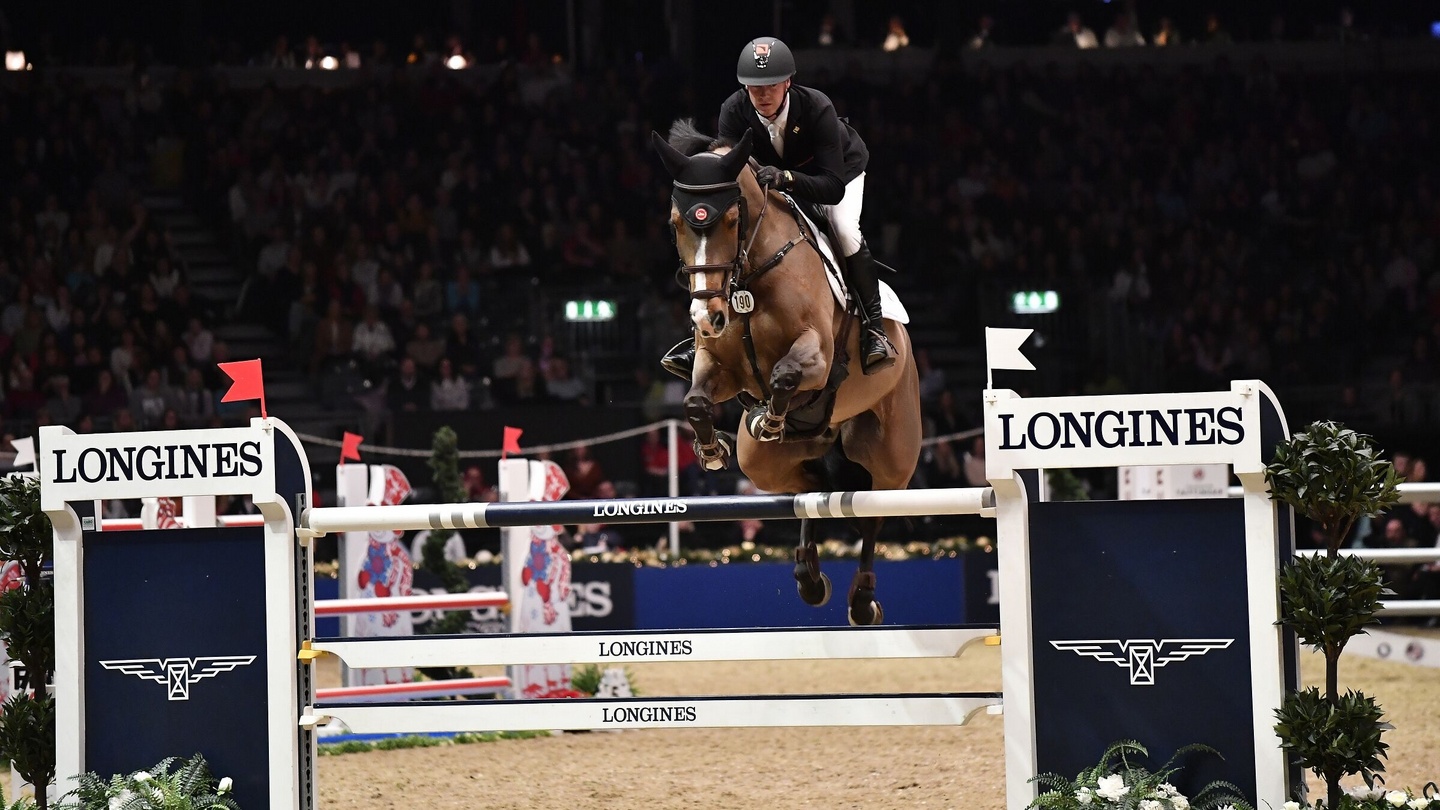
[301,486,995,535]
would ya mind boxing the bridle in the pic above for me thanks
[672,163,811,316]
[670,161,821,401]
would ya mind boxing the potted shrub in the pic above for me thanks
[1265,421,1400,810]
[0,474,55,810]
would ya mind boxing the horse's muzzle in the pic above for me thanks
[694,300,728,338]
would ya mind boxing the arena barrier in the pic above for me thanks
[46,379,1299,810]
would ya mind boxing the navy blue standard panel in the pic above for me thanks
[83,527,271,809]
[633,558,965,629]
[1029,499,1256,802]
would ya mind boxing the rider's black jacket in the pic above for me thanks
[718,84,869,206]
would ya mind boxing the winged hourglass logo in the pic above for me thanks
[1050,639,1233,686]
[99,656,256,701]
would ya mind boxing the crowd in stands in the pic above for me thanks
[0,80,246,448]
[1,21,1439,570]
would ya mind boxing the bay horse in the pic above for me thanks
[651,120,922,625]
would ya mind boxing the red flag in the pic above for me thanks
[340,432,364,465]
[502,426,523,459]
[218,359,267,418]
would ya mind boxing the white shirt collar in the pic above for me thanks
[757,93,791,157]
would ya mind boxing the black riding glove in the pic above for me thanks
[755,165,791,189]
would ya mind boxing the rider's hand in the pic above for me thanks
[755,165,790,189]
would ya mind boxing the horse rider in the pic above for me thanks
[662,35,898,380]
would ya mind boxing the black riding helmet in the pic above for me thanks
[736,37,795,86]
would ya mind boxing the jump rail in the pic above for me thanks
[307,625,1000,669]
[102,515,266,530]
[305,693,1004,733]
[1227,481,1440,506]
[314,676,511,703]
[301,487,995,535]
[313,593,508,617]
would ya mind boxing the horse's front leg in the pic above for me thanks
[684,348,735,471]
[745,329,829,443]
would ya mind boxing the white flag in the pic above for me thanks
[9,437,34,470]
[985,327,1035,373]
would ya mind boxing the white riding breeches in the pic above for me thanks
[822,172,865,257]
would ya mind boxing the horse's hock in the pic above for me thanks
[47,379,1298,810]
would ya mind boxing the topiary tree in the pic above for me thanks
[1265,421,1400,810]
[0,474,56,810]
[419,427,473,679]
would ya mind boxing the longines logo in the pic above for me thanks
[1050,639,1233,686]
[99,656,256,701]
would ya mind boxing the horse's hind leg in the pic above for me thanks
[793,517,832,606]
[846,516,884,625]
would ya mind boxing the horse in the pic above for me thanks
[650,119,923,626]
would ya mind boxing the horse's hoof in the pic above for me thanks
[744,405,785,442]
[848,599,884,626]
[797,572,831,607]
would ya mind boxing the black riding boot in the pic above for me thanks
[661,337,696,380]
[844,242,897,374]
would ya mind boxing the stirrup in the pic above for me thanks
[860,327,897,375]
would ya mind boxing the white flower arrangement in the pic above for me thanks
[1274,784,1439,810]
[1027,741,1253,810]
[55,754,240,810]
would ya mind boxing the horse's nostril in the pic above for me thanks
[710,311,726,330]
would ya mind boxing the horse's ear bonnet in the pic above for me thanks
[651,131,754,230]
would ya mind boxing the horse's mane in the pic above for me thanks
[667,118,732,157]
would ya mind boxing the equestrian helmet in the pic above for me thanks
[736,37,795,86]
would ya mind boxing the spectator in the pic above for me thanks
[544,356,589,403]
[1055,13,1099,48]
[429,358,470,411]
[816,13,846,48]
[44,375,84,427]
[175,367,216,427]
[491,333,534,404]
[462,465,498,502]
[968,15,997,49]
[882,16,911,51]
[443,312,482,379]
[351,305,397,366]
[1203,13,1233,43]
[129,369,172,430]
[184,317,215,364]
[445,265,482,316]
[404,322,446,373]
[564,445,608,499]
[311,300,353,375]
[84,369,129,424]
[411,262,444,321]
[386,357,427,415]
[1104,13,1146,48]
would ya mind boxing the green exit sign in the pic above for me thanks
[1011,290,1059,315]
[565,299,617,322]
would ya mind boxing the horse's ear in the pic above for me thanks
[650,131,689,180]
[717,130,754,179]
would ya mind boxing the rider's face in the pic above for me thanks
[746,79,790,119]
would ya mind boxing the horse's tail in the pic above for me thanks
[667,118,729,156]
